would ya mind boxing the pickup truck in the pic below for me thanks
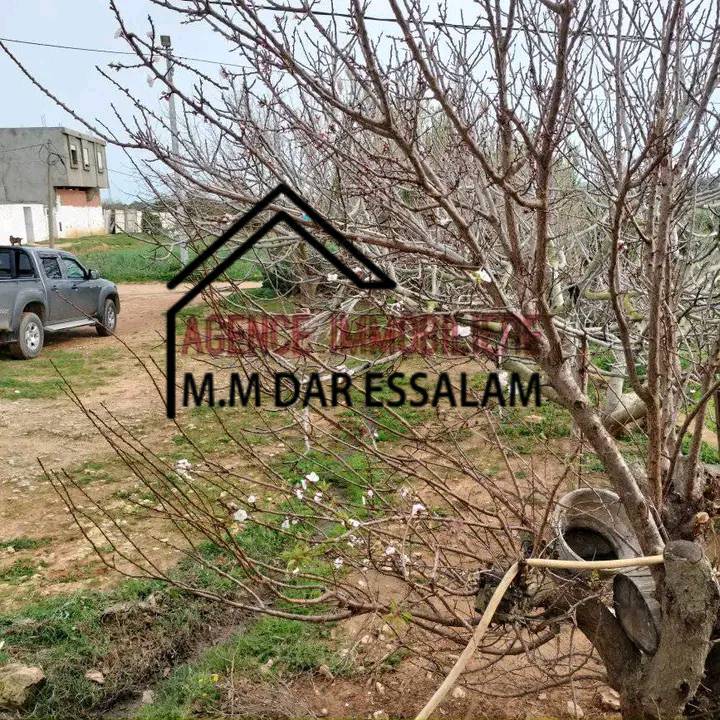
[0,246,120,359]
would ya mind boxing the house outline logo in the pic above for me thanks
[165,183,397,419]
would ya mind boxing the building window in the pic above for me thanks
[97,149,104,172]
[69,142,79,168]
[82,144,90,169]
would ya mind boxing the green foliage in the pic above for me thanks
[681,434,720,464]
[0,573,231,718]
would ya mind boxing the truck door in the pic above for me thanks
[60,256,98,318]
[39,254,82,323]
[0,248,17,331]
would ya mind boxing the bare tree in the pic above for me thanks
[8,0,720,717]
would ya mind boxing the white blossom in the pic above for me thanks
[305,471,320,484]
[456,324,472,338]
[348,519,361,528]
[281,518,290,530]
[233,508,249,523]
[247,495,257,505]
[327,273,339,282]
[333,557,344,569]
[410,503,426,517]
[313,491,323,504]
[384,545,396,556]
[294,488,304,501]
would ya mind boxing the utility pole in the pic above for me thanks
[47,161,56,248]
[43,141,63,248]
[160,34,188,264]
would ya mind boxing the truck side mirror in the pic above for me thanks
[88,269,100,280]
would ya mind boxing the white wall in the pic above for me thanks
[0,203,49,245]
[56,204,105,239]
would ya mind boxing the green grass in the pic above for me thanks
[0,564,241,718]
[497,401,572,453]
[0,560,43,584]
[0,346,121,400]
[60,234,262,284]
[140,618,340,720]
[0,538,50,551]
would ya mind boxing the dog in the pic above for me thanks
[9,236,22,246]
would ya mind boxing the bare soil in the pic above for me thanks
[0,283,229,606]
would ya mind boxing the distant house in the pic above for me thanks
[0,127,109,245]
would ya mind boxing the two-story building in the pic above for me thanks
[0,127,109,245]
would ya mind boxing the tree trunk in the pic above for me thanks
[634,541,719,718]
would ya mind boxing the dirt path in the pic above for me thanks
[2,283,186,478]
[0,282,256,606]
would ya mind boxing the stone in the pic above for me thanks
[319,709,328,717]
[141,689,155,704]
[259,658,274,675]
[85,670,105,685]
[372,711,389,720]
[360,634,372,645]
[318,664,334,680]
[451,686,467,700]
[598,688,621,712]
[538,693,548,700]
[375,681,385,695]
[566,700,584,718]
[0,664,46,710]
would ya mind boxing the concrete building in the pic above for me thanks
[0,127,109,245]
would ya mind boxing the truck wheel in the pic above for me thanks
[10,312,44,359]
[96,298,117,337]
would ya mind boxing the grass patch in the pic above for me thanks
[0,568,240,718]
[140,618,339,720]
[0,538,50,552]
[680,434,720,464]
[0,560,42,584]
[60,234,262,284]
[497,401,572,453]
[0,347,121,400]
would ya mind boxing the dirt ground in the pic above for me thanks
[0,283,232,604]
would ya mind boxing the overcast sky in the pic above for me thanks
[2,1,473,202]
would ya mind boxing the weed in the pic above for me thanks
[0,560,42,584]
[0,538,50,551]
